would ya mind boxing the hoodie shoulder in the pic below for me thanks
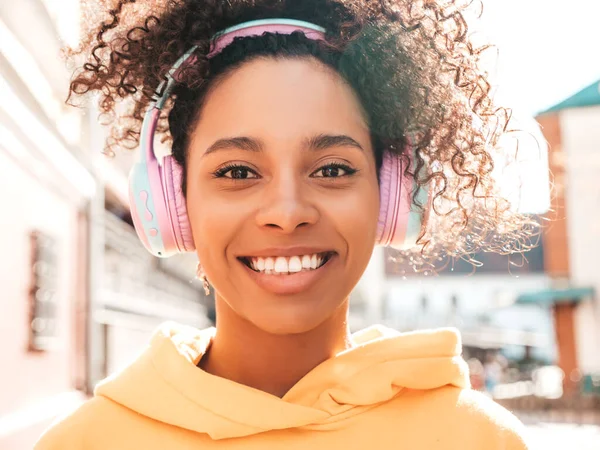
[34,396,123,450]
[400,386,529,449]
[34,398,94,450]
[454,388,530,449]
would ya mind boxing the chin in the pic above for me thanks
[248,308,335,336]
[236,296,346,335]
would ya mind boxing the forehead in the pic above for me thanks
[193,57,370,144]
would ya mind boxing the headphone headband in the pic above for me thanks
[153,19,326,111]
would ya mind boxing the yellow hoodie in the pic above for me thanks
[35,322,529,449]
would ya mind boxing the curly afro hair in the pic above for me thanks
[66,0,539,267]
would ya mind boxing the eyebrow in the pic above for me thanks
[203,133,365,156]
[305,134,365,152]
[204,136,262,156]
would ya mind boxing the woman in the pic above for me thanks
[36,0,533,448]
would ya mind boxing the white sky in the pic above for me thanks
[41,0,81,48]
[478,0,600,116]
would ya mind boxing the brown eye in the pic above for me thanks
[325,167,341,177]
[312,163,357,178]
[212,164,259,180]
[230,167,252,179]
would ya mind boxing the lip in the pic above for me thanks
[239,253,338,296]
[237,246,336,258]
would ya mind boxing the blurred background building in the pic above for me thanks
[1,1,599,449]
[534,83,600,396]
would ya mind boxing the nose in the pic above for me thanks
[254,172,320,234]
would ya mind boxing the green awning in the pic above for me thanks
[538,80,600,115]
[516,287,595,305]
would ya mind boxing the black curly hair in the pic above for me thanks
[66,0,539,265]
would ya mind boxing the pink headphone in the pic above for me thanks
[129,18,430,258]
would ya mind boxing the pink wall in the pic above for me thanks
[0,151,86,448]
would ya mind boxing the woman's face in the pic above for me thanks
[186,57,380,334]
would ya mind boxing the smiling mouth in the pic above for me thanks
[238,251,335,275]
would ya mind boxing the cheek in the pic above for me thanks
[189,194,237,246]
[329,179,380,249]
[186,180,236,261]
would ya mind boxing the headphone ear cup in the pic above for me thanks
[376,147,429,250]
[129,152,180,257]
[129,162,155,254]
[129,107,183,258]
[376,151,410,248]
[162,155,195,252]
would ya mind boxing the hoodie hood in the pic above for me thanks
[95,322,469,440]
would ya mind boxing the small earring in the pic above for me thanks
[196,263,211,296]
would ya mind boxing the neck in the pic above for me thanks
[199,297,354,398]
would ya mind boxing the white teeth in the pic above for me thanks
[288,256,302,273]
[274,257,288,273]
[247,253,330,274]
[265,257,274,271]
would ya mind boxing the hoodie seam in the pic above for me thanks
[301,391,404,428]
[301,354,462,410]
